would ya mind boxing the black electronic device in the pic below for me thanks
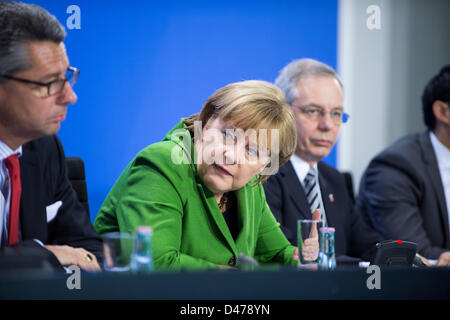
[373,240,417,267]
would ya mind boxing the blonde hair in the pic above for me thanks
[183,80,297,183]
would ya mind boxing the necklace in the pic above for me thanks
[217,194,228,211]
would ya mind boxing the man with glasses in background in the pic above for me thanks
[0,1,101,272]
[264,58,382,264]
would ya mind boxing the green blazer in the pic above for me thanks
[94,121,296,270]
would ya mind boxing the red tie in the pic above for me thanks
[4,154,21,246]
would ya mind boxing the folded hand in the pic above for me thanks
[45,245,101,272]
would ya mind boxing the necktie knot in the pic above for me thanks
[5,154,20,173]
[303,166,316,186]
[303,166,320,215]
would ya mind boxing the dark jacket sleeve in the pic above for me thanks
[263,175,294,243]
[328,168,382,263]
[0,240,64,272]
[357,156,446,259]
[348,204,382,262]
[46,136,103,263]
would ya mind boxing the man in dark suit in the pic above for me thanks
[0,2,101,271]
[264,59,381,263]
[357,65,450,266]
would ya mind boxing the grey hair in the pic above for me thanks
[274,58,343,105]
[0,1,66,82]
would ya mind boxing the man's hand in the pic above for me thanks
[415,253,431,266]
[415,252,450,267]
[300,209,321,262]
[437,251,450,266]
[45,245,101,272]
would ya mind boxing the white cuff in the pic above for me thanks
[33,239,45,247]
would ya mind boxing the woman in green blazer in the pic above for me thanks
[94,80,303,270]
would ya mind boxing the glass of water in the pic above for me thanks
[297,219,323,269]
[103,232,135,272]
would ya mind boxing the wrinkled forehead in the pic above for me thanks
[294,75,344,109]
[20,41,69,76]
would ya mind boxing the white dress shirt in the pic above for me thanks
[289,153,328,226]
[430,131,450,233]
[0,140,22,247]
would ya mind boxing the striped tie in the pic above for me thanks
[303,166,320,215]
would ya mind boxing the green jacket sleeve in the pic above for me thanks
[95,146,219,270]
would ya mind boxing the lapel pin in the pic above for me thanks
[329,194,335,202]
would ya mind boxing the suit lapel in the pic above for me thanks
[235,187,250,252]
[281,161,312,219]
[420,131,449,240]
[19,144,48,242]
[195,182,237,255]
[317,162,338,227]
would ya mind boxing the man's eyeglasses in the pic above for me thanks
[293,105,350,124]
[0,66,79,98]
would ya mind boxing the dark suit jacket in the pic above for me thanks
[1,135,103,267]
[264,160,382,262]
[357,131,449,259]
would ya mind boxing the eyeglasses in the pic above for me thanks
[0,66,79,98]
[293,105,350,124]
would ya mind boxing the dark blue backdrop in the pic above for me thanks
[26,0,338,221]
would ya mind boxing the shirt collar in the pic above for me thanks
[430,131,450,169]
[290,153,318,184]
[0,140,23,161]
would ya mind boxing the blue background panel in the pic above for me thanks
[25,0,338,221]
